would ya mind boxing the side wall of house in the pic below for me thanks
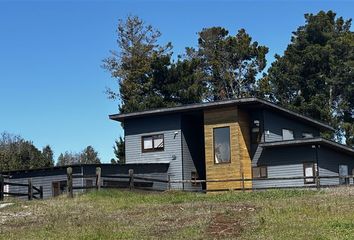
[318,146,354,185]
[253,145,315,188]
[124,114,183,189]
[7,175,83,200]
[181,113,204,191]
[263,110,320,142]
[253,145,354,188]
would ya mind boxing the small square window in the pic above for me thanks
[302,132,314,138]
[252,166,267,178]
[142,134,164,152]
[282,129,294,140]
[303,163,315,184]
[191,171,200,186]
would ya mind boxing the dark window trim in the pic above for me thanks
[303,162,315,184]
[141,134,165,153]
[339,164,349,185]
[282,128,294,140]
[252,166,268,179]
[191,171,200,186]
[213,126,231,164]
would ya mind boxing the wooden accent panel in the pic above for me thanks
[204,107,252,191]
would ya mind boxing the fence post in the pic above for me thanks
[28,179,33,201]
[316,174,320,190]
[0,175,4,201]
[67,167,73,198]
[241,173,245,192]
[39,186,43,199]
[168,174,171,191]
[96,167,101,191]
[129,169,134,190]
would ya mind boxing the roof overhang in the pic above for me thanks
[109,98,334,132]
[260,138,354,156]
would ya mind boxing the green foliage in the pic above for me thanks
[56,151,80,166]
[80,145,101,164]
[195,27,269,100]
[56,146,101,166]
[113,137,125,164]
[262,11,354,144]
[0,132,54,172]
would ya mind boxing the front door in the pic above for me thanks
[339,165,349,185]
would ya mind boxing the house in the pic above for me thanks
[109,97,354,192]
[1,163,169,199]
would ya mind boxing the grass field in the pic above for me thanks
[1,188,354,239]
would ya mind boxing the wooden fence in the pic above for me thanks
[65,166,354,197]
[0,174,43,201]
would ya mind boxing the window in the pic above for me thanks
[339,165,349,185]
[282,129,294,140]
[251,120,261,144]
[191,171,200,186]
[213,127,231,164]
[252,166,267,178]
[52,180,67,197]
[303,163,315,184]
[142,134,164,152]
[302,132,314,138]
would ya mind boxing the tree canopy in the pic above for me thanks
[262,10,354,144]
[0,132,54,172]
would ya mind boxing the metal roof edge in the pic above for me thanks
[109,97,334,132]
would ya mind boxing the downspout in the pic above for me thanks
[262,109,266,143]
[181,116,185,191]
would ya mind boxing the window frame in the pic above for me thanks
[141,134,165,153]
[191,171,200,186]
[252,166,268,179]
[282,128,294,141]
[302,132,314,138]
[213,126,231,164]
[303,162,316,184]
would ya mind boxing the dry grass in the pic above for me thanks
[1,188,354,239]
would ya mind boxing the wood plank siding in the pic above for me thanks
[204,107,252,191]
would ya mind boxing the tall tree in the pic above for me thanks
[195,27,268,100]
[42,145,55,167]
[113,137,125,164]
[262,11,354,144]
[0,132,54,171]
[103,15,172,113]
[80,146,101,164]
[56,151,80,166]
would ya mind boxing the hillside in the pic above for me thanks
[1,188,354,239]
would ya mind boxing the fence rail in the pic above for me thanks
[0,174,43,201]
[65,166,354,198]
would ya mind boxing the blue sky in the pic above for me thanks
[0,0,353,163]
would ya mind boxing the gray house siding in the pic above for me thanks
[253,146,316,188]
[124,114,183,189]
[263,110,320,142]
[253,144,354,189]
[318,146,354,185]
[7,175,83,200]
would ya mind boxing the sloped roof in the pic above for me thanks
[260,138,354,156]
[109,97,334,131]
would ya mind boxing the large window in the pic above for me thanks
[142,134,164,152]
[282,129,294,140]
[214,127,231,164]
[252,166,267,178]
[303,163,315,184]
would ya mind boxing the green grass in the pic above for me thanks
[1,188,354,239]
